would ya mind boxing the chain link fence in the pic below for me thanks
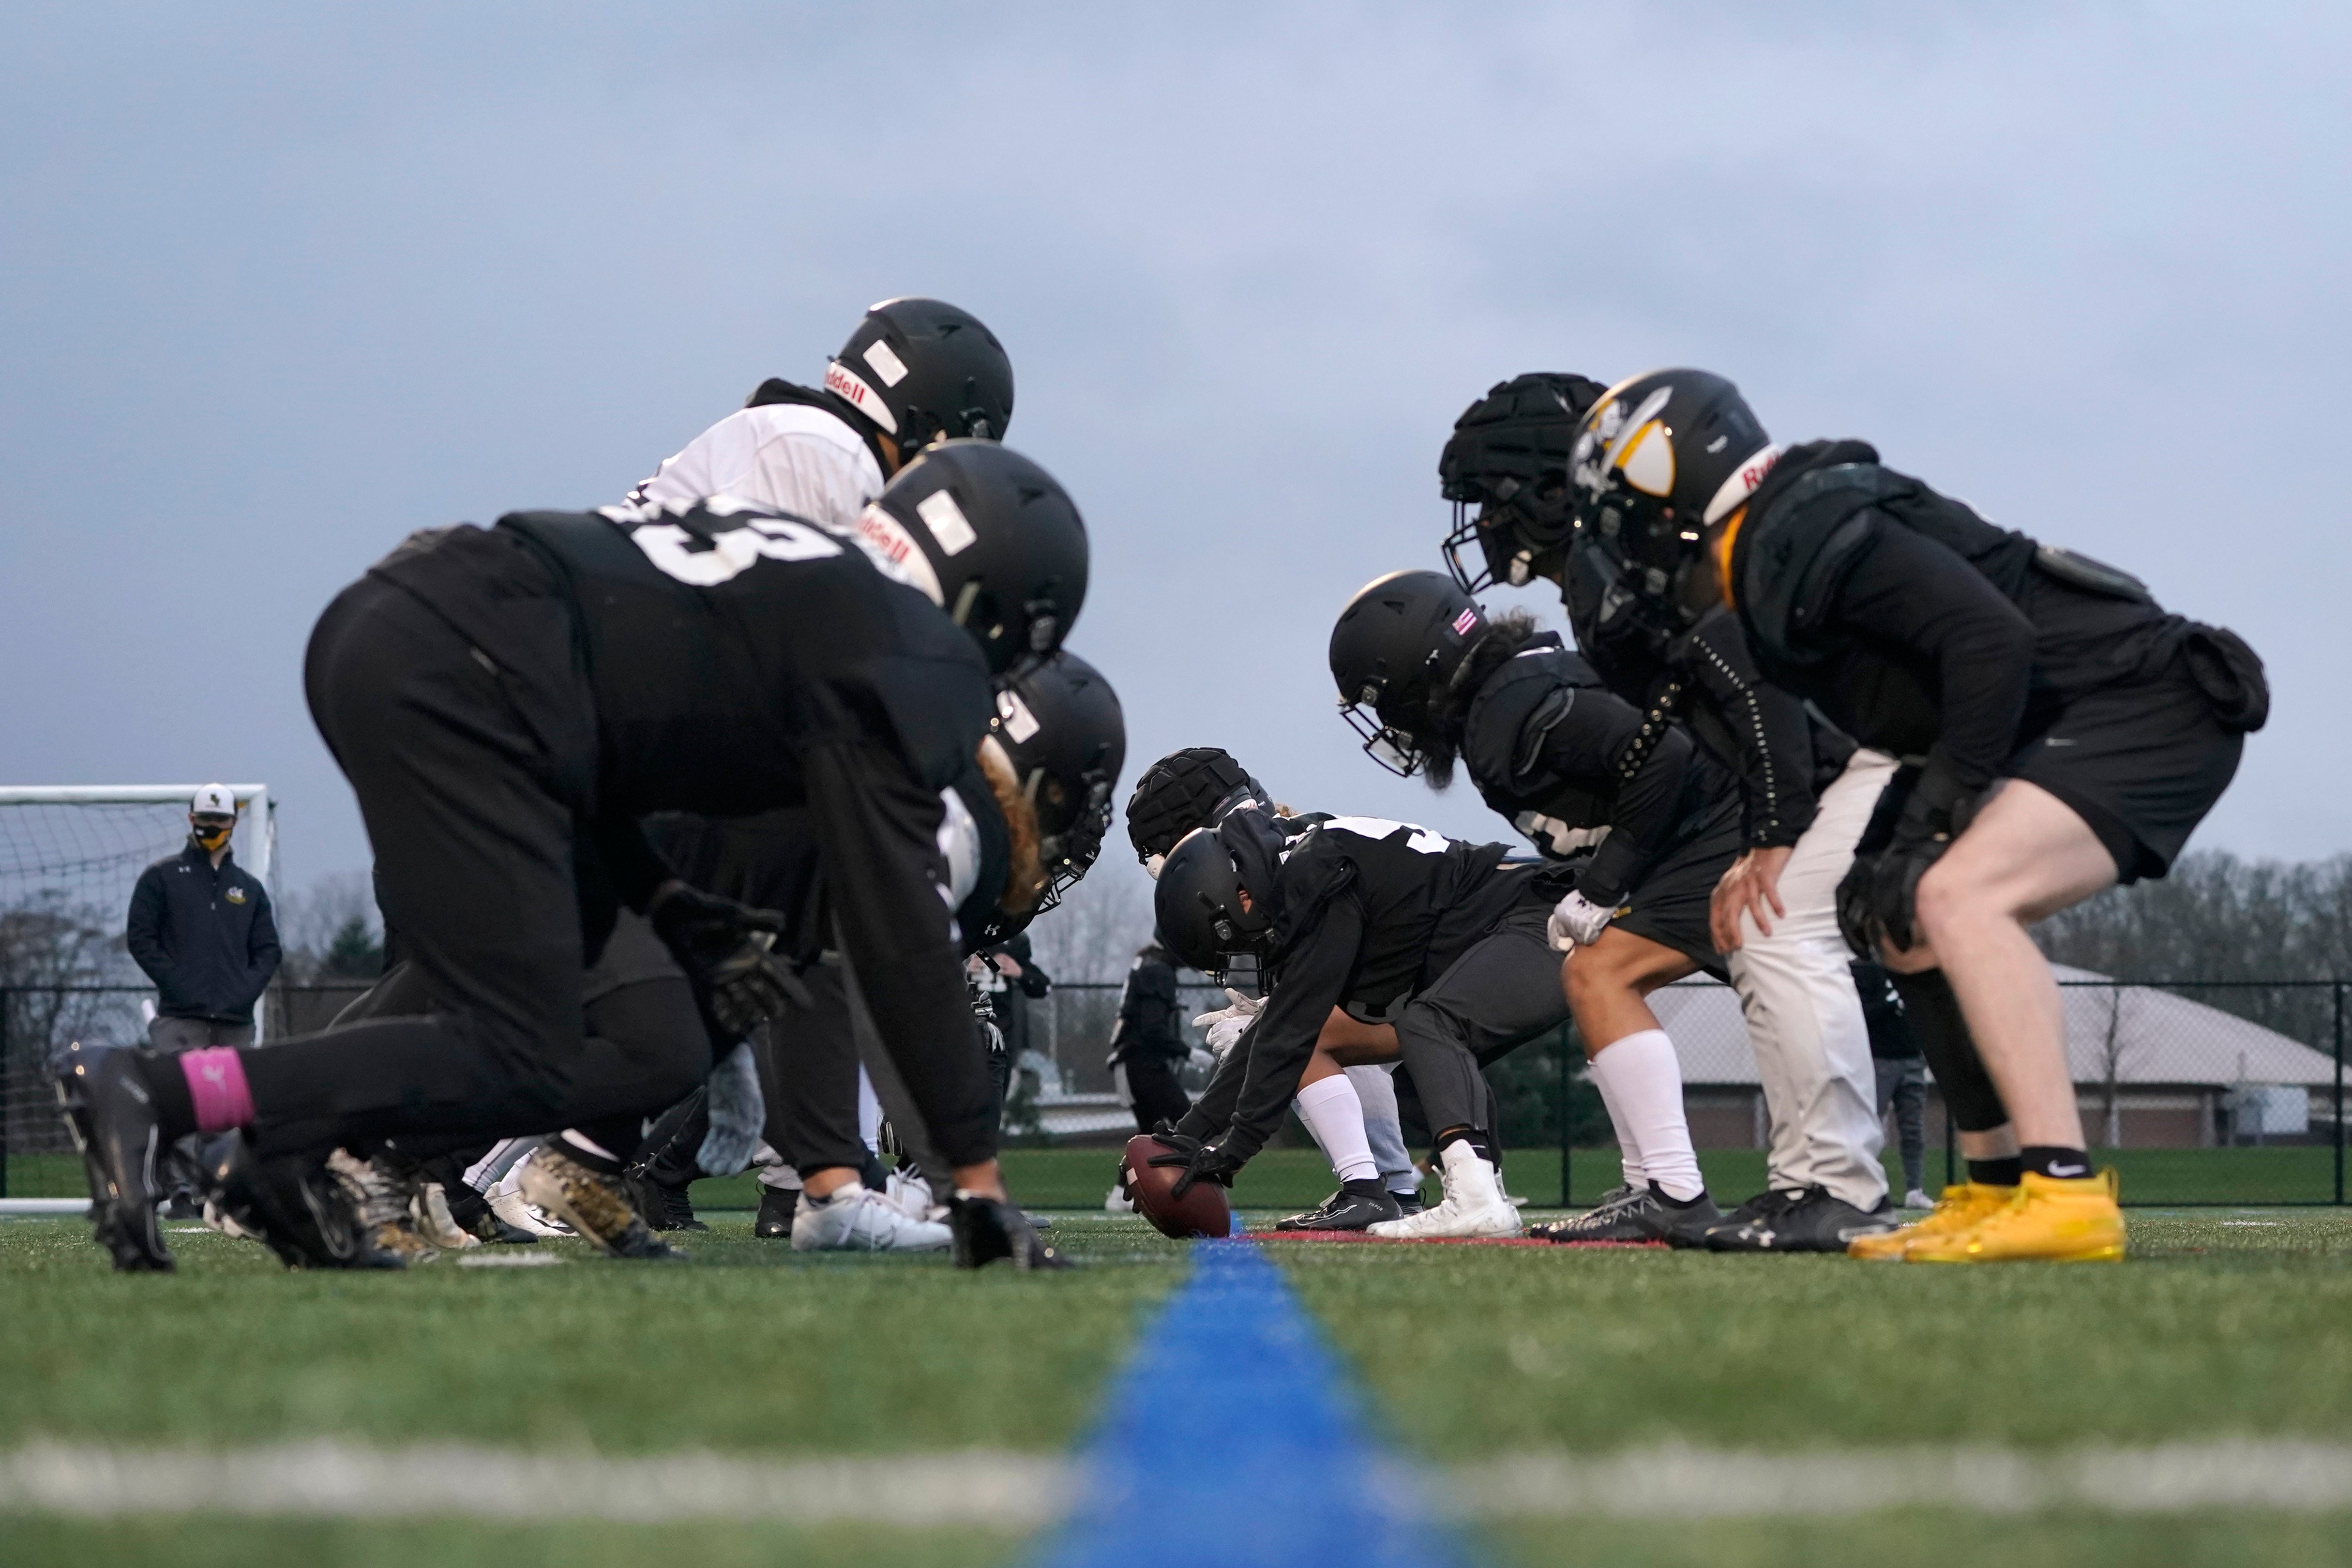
[6,977,2344,1206]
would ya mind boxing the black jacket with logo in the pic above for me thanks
[126,844,282,1022]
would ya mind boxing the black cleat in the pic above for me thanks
[754,1184,797,1239]
[1531,1182,1720,1248]
[1389,1188,1426,1218]
[473,1211,541,1245]
[1704,1186,1899,1253]
[51,1042,173,1272]
[623,1168,706,1232]
[203,1135,406,1270]
[949,1192,1068,1270]
[1275,1180,1402,1232]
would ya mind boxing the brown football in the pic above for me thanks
[1121,1134,1233,1239]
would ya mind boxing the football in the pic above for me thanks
[1121,1134,1233,1240]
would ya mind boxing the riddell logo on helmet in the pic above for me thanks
[824,362,899,434]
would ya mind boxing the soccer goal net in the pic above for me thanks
[0,786,274,1194]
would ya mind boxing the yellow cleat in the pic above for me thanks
[1906,1170,2125,1264]
[1846,1182,2013,1261]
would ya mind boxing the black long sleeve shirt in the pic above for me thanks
[1459,640,1737,908]
[1176,819,1553,1155]
[125,844,281,1022]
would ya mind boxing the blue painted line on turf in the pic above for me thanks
[1032,1238,1462,1568]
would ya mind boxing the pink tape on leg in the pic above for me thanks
[181,1048,255,1132]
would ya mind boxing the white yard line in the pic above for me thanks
[1437,1441,2352,1517]
[8,1440,2352,1522]
[0,1442,1072,1526]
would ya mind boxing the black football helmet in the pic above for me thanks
[1125,748,1270,870]
[1328,570,1488,777]
[824,298,1015,449]
[1438,372,1609,593]
[858,441,1087,675]
[1152,821,1277,980]
[1567,369,1778,630]
[989,650,1127,910]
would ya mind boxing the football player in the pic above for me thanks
[1565,368,2264,1261]
[1440,373,1898,1252]
[56,441,1082,1273]
[1327,571,1766,1247]
[1123,749,1430,1223]
[1146,807,1577,1239]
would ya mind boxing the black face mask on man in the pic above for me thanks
[190,815,235,853]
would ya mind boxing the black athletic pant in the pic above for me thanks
[764,963,873,1176]
[226,576,710,1161]
[1117,1054,1191,1133]
[1391,906,1572,1142]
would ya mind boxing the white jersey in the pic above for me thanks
[627,401,884,529]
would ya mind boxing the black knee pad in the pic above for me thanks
[1888,969,2008,1133]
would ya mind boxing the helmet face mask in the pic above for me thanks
[1336,681,1431,778]
[1568,369,1777,633]
[1437,373,1607,593]
[989,652,1126,911]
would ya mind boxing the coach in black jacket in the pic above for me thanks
[125,784,281,1049]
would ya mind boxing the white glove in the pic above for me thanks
[1547,889,1616,952]
[1192,987,1263,1061]
[695,1040,767,1176]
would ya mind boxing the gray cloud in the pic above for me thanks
[2,3,2342,893]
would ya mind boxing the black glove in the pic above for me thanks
[1835,853,1881,958]
[1146,1131,1250,1198]
[1861,769,1980,954]
[648,883,810,1037]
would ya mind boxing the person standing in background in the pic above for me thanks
[126,784,280,1049]
[1856,958,1932,1208]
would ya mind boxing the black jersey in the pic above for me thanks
[1565,541,1852,849]
[1457,635,1739,908]
[1728,441,2198,798]
[366,498,997,1151]
[1180,816,1563,1155]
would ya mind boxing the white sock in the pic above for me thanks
[1586,1057,1647,1190]
[1292,1074,1379,1185]
[857,1067,884,1153]
[1587,1029,1703,1202]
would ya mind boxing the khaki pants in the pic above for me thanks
[1725,749,1897,1210]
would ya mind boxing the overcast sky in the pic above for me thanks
[3,3,2344,909]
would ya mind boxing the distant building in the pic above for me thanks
[1650,966,2338,1150]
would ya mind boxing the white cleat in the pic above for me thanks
[884,1166,947,1223]
[488,1157,575,1238]
[792,1181,952,1252]
[1103,1182,1135,1213]
[1366,1140,1522,1240]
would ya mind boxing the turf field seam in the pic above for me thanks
[0,1441,1071,1525]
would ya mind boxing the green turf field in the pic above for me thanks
[6,1207,2352,1567]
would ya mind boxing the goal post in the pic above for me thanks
[0,785,276,1206]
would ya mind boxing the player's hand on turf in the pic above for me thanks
[1711,846,1792,951]
[1146,1133,1247,1197]
[1547,889,1615,952]
[648,882,811,1035]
